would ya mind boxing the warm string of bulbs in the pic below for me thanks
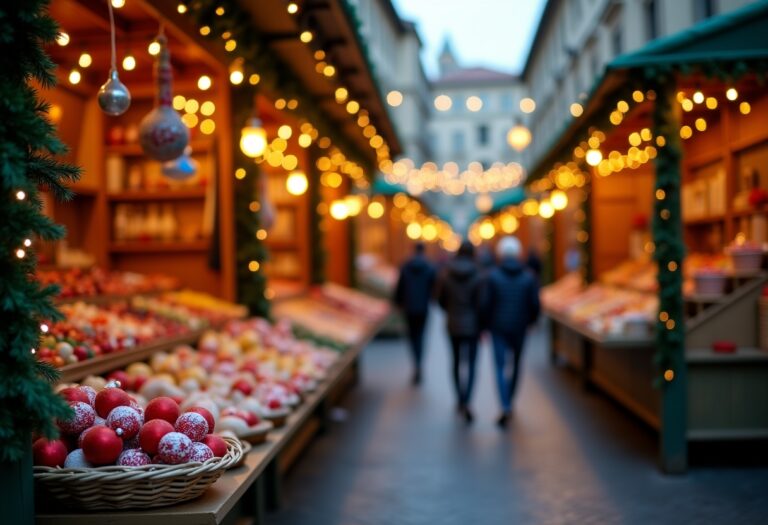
[468,85,753,240]
[380,158,525,196]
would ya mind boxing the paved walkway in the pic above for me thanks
[267,311,768,524]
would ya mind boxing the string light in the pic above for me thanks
[705,97,718,109]
[200,119,216,135]
[197,75,212,90]
[249,74,261,85]
[122,54,136,71]
[335,87,348,103]
[664,369,674,382]
[680,126,693,139]
[148,40,161,56]
[466,96,483,112]
[185,99,199,113]
[200,26,211,36]
[229,69,244,85]
[200,101,215,116]
[248,261,260,272]
[519,97,536,113]
[23,238,32,247]
[740,101,751,115]
[177,3,188,14]
[367,201,384,219]
[299,31,313,43]
[287,2,299,14]
[225,39,237,52]
[215,6,225,15]
[726,87,738,101]
[434,94,452,111]
[387,90,403,107]
[585,149,603,166]
[111,0,125,7]
[256,229,268,240]
[286,171,308,196]
[78,52,92,68]
[346,100,360,114]
[16,190,26,201]
[330,201,350,220]
[15,249,25,259]
[40,323,49,333]
[68,69,81,85]
[56,32,70,46]
[692,90,704,104]
[570,103,583,117]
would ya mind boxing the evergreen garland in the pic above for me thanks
[308,149,326,285]
[651,81,686,385]
[232,87,270,318]
[0,0,79,461]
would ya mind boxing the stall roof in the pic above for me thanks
[524,0,768,187]
[608,0,768,71]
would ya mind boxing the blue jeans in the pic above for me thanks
[491,332,525,412]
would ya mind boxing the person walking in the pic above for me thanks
[437,240,482,423]
[394,242,436,385]
[482,236,540,428]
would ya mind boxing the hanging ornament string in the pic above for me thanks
[98,0,131,116]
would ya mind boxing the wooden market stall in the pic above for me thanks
[527,2,768,472]
[0,1,401,524]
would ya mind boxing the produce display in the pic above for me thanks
[37,293,246,368]
[38,267,178,300]
[71,318,339,442]
[314,282,391,322]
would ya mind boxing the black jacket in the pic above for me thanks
[482,258,540,338]
[394,255,436,316]
[437,257,481,337]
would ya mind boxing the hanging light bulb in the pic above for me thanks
[286,171,309,196]
[98,0,131,116]
[148,40,161,56]
[239,117,267,158]
[56,32,70,46]
[330,200,350,220]
[506,124,532,152]
[197,75,212,90]
[68,69,81,85]
[539,200,555,219]
[111,0,125,7]
[692,90,705,104]
[726,87,739,101]
[551,190,569,210]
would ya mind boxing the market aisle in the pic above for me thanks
[266,310,768,525]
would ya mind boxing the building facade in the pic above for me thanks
[522,0,756,170]
[352,0,432,166]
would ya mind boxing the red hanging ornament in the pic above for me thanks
[139,31,189,162]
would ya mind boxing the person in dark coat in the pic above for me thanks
[394,242,436,385]
[437,240,481,422]
[482,236,540,427]
[526,249,543,282]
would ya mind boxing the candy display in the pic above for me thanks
[314,283,391,322]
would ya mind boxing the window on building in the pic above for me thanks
[612,26,623,56]
[693,0,715,21]
[477,125,489,146]
[452,130,465,152]
[645,0,658,40]
[501,92,514,112]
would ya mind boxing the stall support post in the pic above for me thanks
[0,446,34,525]
[265,457,282,511]
[652,81,688,474]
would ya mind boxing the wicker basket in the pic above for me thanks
[34,436,242,511]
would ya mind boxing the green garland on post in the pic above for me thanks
[651,81,686,383]
[0,0,77,463]
[232,87,270,318]
[308,148,326,285]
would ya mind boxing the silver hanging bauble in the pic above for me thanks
[98,68,131,116]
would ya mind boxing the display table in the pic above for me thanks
[36,317,384,525]
[547,271,768,448]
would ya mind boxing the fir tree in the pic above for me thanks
[0,0,80,461]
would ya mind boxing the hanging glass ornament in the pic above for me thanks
[98,0,131,116]
[139,30,189,162]
[162,146,198,180]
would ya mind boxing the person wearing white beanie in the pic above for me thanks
[481,235,540,427]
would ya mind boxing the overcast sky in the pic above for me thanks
[391,0,548,78]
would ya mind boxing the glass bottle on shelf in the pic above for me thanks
[160,204,177,241]
[145,204,161,240]
[114,204,128,241]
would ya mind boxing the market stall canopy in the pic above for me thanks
[526,0,768,184]
[237,0,402,161]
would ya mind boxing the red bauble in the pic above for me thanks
[107,370,132,391]
[106,406,142,439]
[94,388,130,418]
[188,442,214,463]
[267,398,282,410]
[58,401,96,435]
[138,419,174,455]
[145,397,180,425]
[117,448,151,467]
[175,412,208,442]
[59,387,90,405]
[33,438,68,468]
[78,424,104,449]
[232,379,253,396]
[157,432,192,464]
[242,411,260,426]
[201,435,227,458]
[186,407,215,434]
[79,385,97,407]
[82,426,123,466]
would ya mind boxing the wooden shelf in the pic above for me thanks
[55,289,172,306]
[267,240,300,250]
[70,184,100,197]
[106,140,213,157]
[684,215,725,225]
[57,330,205,383]
[687,347,768,363]
[109,240,211,253]
[730,208,760,218]
[685,293,728,304]
[107,188,207,201]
